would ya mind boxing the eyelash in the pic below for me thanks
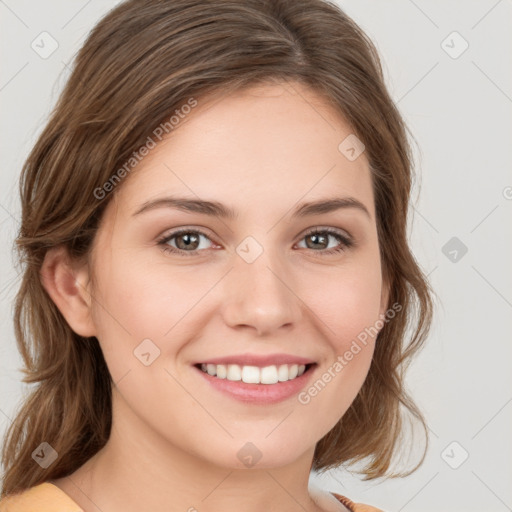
[156,227,354,257]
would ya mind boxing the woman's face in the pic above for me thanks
[85,81,388,469]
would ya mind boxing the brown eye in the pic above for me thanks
[157,227,354,258]
[158,229,214,256]
[305,232,329,250]
[297,228,353,255]
[174,232,200,250]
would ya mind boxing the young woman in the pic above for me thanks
[0,1,433,511]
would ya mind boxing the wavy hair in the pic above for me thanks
[1,0,434,497]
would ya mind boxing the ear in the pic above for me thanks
[39,245,97,338]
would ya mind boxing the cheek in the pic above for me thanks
[92,255,200,337]
[307,259,384,346]
[301,254,383,385]
[297,268,382,426]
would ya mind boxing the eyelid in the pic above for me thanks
[157,225,352,242]
[301,225,352,241]
[297,226,354,253]
[156,225,354,256]
[156,226,218,255]
[157,225,216,242]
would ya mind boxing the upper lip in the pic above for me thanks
[195,353,316,367]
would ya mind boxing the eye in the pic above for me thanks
[157,227,354,257]
[157,228,215,257]
[295,227,354,255]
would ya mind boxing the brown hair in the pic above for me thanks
[1,0,434,497]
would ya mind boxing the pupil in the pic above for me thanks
[308,233,327,249]
[178,233,198,249]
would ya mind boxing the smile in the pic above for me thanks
[198,363,311,384]
[193,362,317,404]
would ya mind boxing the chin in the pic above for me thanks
[199,437,313,471]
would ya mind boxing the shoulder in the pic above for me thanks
[0,482,83,512]
[331,492,386,512]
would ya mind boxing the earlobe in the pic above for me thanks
[39,245,96,338]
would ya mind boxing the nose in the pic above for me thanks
[221,247,302,336]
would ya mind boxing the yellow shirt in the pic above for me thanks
[0,483,384,512]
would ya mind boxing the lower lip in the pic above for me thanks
[193,364,317,404]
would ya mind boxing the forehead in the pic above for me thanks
[109,81,375,221]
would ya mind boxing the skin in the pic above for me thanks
[42,81,389,512]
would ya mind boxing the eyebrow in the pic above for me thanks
[132,195,371,220]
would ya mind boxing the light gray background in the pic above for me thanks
[1,1,511,511]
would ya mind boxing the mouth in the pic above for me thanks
[193,362,317,385]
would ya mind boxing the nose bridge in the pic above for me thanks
[222,239,301,335]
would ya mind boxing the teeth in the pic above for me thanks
[216,364,227,379]
[260,365,278,384]
[199,363,308,384]
[227,364,241,381]
[241,365,261,384]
